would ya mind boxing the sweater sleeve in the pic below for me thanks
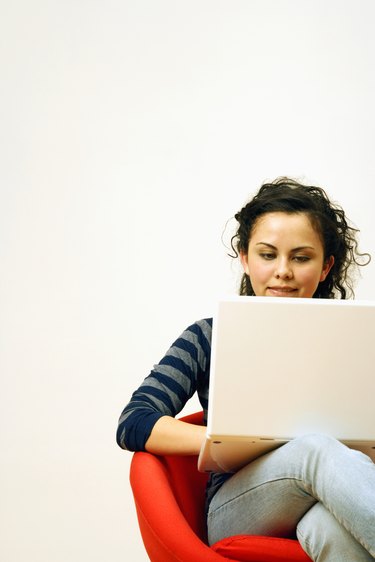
[116,318,212,451]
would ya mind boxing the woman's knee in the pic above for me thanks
[289,433,343,459]
[294,433,338,450]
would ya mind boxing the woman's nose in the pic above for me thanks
[274,259,293,279]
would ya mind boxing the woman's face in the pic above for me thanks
[240,212,334,298]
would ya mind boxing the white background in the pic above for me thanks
[1,1,375,561]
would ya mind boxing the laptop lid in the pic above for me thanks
[198,296,375,473]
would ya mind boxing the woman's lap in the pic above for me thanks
[207,434,375,561]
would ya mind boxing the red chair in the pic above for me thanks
[129,411,311,562]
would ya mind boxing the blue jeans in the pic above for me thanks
[207,434,375,561]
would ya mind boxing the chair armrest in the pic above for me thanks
[130,452,228,562]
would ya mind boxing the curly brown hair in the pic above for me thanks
[230,177,370,299]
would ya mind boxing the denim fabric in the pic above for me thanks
[207,434,375,561]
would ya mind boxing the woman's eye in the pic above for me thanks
[293,255,310,263]
[260,253,275,260]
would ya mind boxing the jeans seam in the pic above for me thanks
[208,476,310,516]
[296,525,313,559]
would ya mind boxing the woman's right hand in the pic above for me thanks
[145,415,206,456]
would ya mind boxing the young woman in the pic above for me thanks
[117,177,374,561]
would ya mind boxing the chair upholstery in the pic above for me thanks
[129,411,311,561]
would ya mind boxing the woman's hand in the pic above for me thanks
[145,415,206,456]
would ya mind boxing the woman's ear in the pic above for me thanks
[320,255,335,282]
[240,251,250,276]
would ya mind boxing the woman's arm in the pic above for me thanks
[145,415,206,456]
[116,318,212,453]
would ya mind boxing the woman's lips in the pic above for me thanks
[267,286,298,296]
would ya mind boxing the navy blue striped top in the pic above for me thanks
[116,317,231,508]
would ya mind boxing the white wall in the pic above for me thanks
[1,1,374,561]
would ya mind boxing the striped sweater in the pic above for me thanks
[116,317,231,508]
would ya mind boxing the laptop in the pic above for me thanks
[198,296,375,473]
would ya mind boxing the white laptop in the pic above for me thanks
[198,296,375,473]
